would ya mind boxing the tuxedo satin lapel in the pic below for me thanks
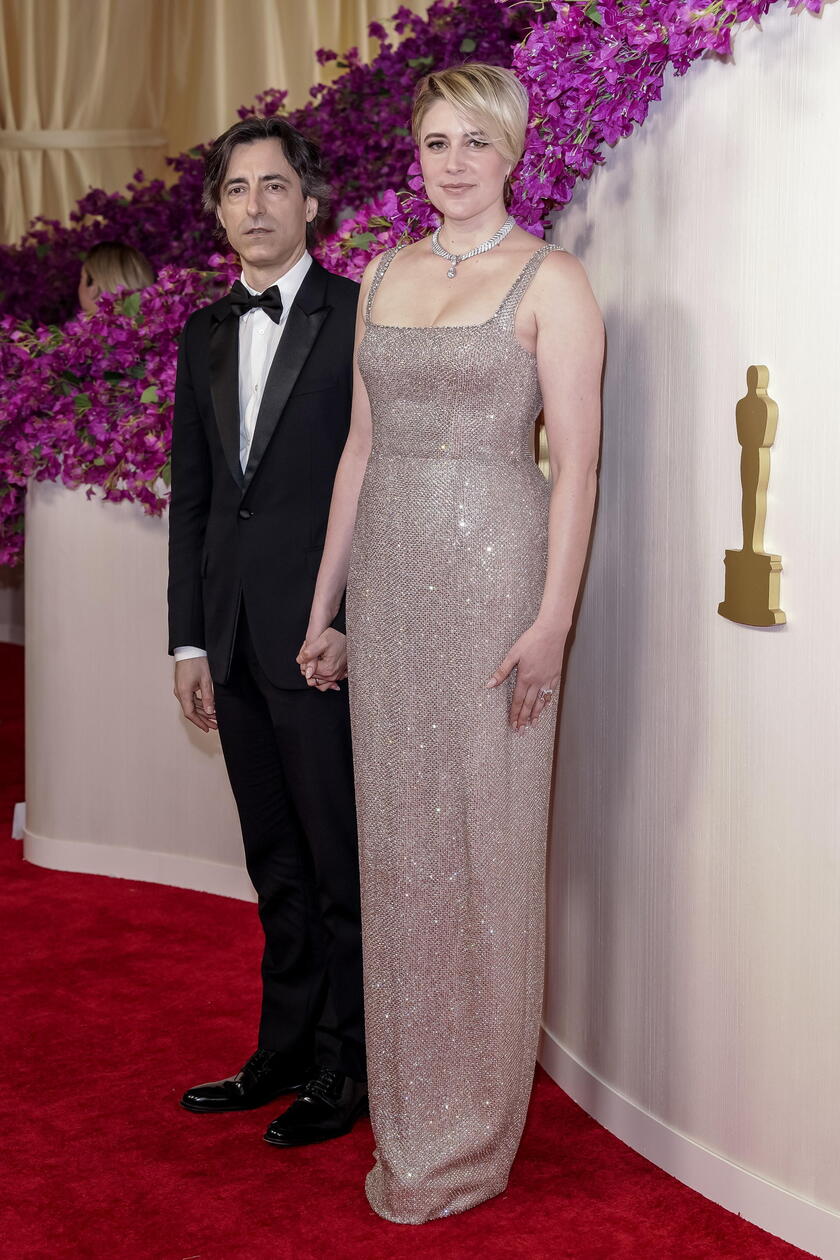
[209,311,245,490]
[242,263,330,492]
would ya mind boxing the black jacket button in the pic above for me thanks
[238,508,253,520]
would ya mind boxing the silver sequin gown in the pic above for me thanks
[347,244,561,1224]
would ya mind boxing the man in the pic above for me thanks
[167,116,366,1147]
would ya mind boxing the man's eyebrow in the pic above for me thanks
[223,173,290,188]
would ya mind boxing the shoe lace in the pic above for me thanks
[303,1067,340,1101]
[244,1049,277,1080]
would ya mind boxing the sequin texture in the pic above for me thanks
[347,245,561,1224]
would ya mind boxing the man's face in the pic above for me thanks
[215,138,314,275]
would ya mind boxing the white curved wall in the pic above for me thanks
[24,479,252,899]
[543,6,840,1256]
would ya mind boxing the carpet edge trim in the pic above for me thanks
[22,827,256,902]
[538,1025,838,1260]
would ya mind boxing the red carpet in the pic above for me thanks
[0,643,816,1259]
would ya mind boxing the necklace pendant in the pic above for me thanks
[430,215,515,279]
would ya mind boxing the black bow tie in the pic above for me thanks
[228,280,284,324]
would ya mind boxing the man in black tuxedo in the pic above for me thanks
[168,116,366,1146]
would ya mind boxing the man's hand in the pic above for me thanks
[296,629,348,692]
[174,658,218,732]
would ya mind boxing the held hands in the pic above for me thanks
[297,628,348,692]
[486,620,567,731]
[174,658,218,733]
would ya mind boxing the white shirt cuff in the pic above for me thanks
[173,646,208,661]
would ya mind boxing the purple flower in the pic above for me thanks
[0,0,823,563]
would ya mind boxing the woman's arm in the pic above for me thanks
[298,257,378,682]
[487,250,604,729]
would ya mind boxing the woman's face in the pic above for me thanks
[418,98,509,222]
[78,265,100,315]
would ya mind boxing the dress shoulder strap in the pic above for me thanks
[364,245,406,324]
[495,244,565,328]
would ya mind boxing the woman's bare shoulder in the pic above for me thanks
[396,235,431,257]
[541,244,586,275]
[531,246,595,302]
[385,237,432,275]
[362,238,427,283]
[361,251,387,282]
[358,249,393,301]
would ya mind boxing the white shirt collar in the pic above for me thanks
[239,251,313,304]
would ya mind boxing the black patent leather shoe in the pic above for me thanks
[180,1050,304,1113]
[263,1067,368,1147]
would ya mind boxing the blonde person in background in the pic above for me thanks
[300,63,604,1222]
[77,241,155,314]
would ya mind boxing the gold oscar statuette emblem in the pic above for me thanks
[718,365,786,627]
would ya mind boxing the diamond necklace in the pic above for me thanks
[431,214,516,278]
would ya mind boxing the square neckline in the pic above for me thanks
[364,243,556,332]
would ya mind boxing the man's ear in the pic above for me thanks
[305,197,317,223]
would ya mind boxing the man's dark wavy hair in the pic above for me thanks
[202,116,331,248]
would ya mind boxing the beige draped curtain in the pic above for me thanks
[0,0,431,243]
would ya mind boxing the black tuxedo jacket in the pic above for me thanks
[167,260,359,688]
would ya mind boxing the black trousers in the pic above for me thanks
[213,609,365,1082]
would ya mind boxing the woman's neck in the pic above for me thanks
[438,206,511,255]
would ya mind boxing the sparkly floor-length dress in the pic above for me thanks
[347,244,561,1224]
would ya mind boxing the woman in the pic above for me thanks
[77,241,155,313]
[301,63,603,1222]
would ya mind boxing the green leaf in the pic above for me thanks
[345,231,379,249]
[407,56,434,70]
[36,243,50,259]
[74,394,92,415]
[103,371,124,383]
[459,37,477,53]
[159,459,172,487]
[392,127,410,137]
[140,385,158,404]
[92,456,106,466]
[120,292,141,319]
[584,1,603,23]
[128,363,147,378]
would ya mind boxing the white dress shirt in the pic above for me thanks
[174,252,313,663]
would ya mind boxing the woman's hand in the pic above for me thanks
[296,628,348,692]
[486,620,567,731]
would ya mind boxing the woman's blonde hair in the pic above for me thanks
[82,241,155,294]
[411,63,529,168]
